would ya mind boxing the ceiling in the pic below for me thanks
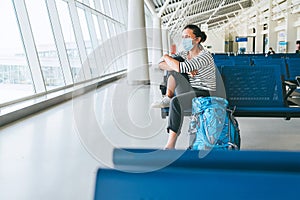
[150,0,254,35]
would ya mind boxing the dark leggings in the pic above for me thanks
[167,71,210,135]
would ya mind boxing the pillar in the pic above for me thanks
[151,16,163,67]
[286,0,298,53]
[162,27,169,55]
[268,0,278,52]
[127,0,150,85]
[255,11,264,53]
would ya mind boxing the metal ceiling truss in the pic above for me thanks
[147,0,300,38]
[150,0,253,32]
[169,0,196,36]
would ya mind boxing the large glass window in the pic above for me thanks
[103,0,113,17]
[89,0,95,9]
[99,0,106,14]
[77,7,99,78]
[92,14,102,44]
[92,14,105,75]
[55,0,82,83]
[25,0,65,91]
[0,0,35,104]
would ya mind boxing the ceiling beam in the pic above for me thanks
[162,0,250,20]
[194,14,234,29]
[189,9,239,26]
[217,3,259,31]
[158,0,172,17]
[169,0,194,36]
[205,0,226,24]
[166,0,187,27]
[144,0,156,15]
[155,0,182,13]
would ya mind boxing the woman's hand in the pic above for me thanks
[162,55,180,72]
[188,70,198,77]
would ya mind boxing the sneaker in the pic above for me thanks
[151,96,171,108]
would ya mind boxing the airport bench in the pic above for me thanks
[161,65,300,119]
[222,65,300,119]
[94,148,300,200]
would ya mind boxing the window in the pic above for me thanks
[89,0,95,9]
[55,0,82,83]
[92,14,102,44]
[25,0,65,91]
[0,0,34,104]
[77,7,99,77]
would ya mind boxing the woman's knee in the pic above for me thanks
[170,96,179,106]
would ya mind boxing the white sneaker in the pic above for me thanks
[151,96,171,108]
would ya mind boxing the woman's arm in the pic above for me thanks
[158,61,171,71]
[159,54,180,72]
[179,52,211,73]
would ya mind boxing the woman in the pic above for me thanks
[152,24,216,149]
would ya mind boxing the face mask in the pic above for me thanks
[182,38,194,51]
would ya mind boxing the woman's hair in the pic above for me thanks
[184,24,207,43]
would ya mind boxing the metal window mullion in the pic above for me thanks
[110,0,120,22]
[93,0,101,12]
[79,7,98,78]
[46,0,74,85]
[12,0,46,93]
[119,0,128,26]
[69,1,91,80]
[101,0,115,74]
[85,10,101,77]
[115,0,125,24]
[94,1,108,41]
[112,24,123,71]
[102,21,113,74]
[102,0,112,17]
[108,22,119,73]
[94,13,110,75]
[103,0,117,73]
[114,0,127,70]
[92,14,106,76]
[82,0,89,6]
[119,0,128,69]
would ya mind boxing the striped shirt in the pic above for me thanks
[173,46,216,91]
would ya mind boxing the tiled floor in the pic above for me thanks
[1,68,300,199]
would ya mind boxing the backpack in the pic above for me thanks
[188,97,241,150]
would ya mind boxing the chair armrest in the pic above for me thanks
[283,81,297,101]
[296,76,300,86]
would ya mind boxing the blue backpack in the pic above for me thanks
[189,97,241,150]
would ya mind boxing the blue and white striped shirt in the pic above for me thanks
[173,47,216,91]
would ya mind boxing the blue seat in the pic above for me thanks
[94,149,300,200]
[252,58,287,74]
[228,56,252,66]
[212,53,229,60]
[286,58,300,81]
[285,53,300,58]
[222,65,300,119]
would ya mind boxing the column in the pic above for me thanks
[255,11,264,54]
[286,0,298,53]
[268,0,277,52]
[162,27,169,55]
[127,0,150,85]
[151,16,163,68]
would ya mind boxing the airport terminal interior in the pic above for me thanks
[1,0,300,199]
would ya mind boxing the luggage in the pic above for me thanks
[189,96,241,150]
